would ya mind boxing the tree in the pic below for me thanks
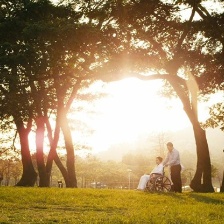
[93,0,224,192]
[0,150,22,186]
[204,102,224,192]
[0,0,113,187]
[0,0,70,186]
[75,154,138,189]
[204,103,224,131]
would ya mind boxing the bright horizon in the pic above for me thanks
[71,78,223,154]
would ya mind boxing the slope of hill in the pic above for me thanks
[95,127,224,163]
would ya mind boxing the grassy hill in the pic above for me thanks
[0,187,224,224]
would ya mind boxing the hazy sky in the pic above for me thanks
[72,78,223,153]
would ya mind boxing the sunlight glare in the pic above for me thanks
[87,78,190,153]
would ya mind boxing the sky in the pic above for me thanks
[71,78,223,154]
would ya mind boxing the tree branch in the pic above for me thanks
[65,79,82,113]
[112,72,195,123]
[196,3,224,45]
[26,117,33,133]
[0,84,8,94]
[12,131,18,151]
[197,4,212,18]
[176,3,197,51]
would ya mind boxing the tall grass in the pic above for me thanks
[0,187,224,223]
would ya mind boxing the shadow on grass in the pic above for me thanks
[157,191,224,204]
[33,205,127,214]
[150,191,224,206]
[188,193,224,205]
[162,192,188,202]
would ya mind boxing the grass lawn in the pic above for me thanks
[0,187,224,224]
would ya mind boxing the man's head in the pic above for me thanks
[156,156,163,165]
[166,142,174,152]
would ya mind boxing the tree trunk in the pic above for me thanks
[46,142,70,187]
[190,122,214,192]
[45,118,55,187]
[35,116,49,187]
[54,154,70,187]
[45,117,70,187]
[15,122,37,186]
[220,172,224,192]
[61,115,77,188]
[53,79,80,188]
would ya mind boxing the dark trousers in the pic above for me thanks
[170,164,182,193]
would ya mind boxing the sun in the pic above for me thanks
[85,78,191,153]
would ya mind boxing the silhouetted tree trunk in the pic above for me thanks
[15,119,37,186]
[45,117,70,187]
[61,115,77,188]
[35,116,49,187]
[54,154,70,187]
[52,78,80,188]
[220,172,224,192]
[190,122,214,192]
[45,118,57,187]
[36,115,71,187]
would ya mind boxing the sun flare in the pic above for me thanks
[80,78,191,153]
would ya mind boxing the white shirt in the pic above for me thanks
[163,148,180,167]
[150,163,164,175]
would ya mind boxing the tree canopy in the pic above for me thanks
[0,0,223,191]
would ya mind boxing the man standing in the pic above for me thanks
[163,142,182,193]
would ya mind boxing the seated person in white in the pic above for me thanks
[137,156,163,190]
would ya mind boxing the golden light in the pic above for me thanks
[81,78,191,153]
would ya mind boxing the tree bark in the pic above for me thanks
[45,118,56,187]
[61,115,77,188]
[190,122,214,192]
[15,120,37,186]
[35,116,49,187]
[220,172,224,192]
[45,116,70,187]
[54,154,70,187]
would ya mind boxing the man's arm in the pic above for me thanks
[162,153,169,166]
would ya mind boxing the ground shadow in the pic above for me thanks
[188,193,224,204]
[158,192,224,205]
[164,192,187,201]
[146,191,186,201]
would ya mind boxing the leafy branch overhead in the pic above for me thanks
[204,103,224,131]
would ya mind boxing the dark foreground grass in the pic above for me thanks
[0,187,224,224]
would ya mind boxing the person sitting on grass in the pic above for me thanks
[137,156,163,191]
